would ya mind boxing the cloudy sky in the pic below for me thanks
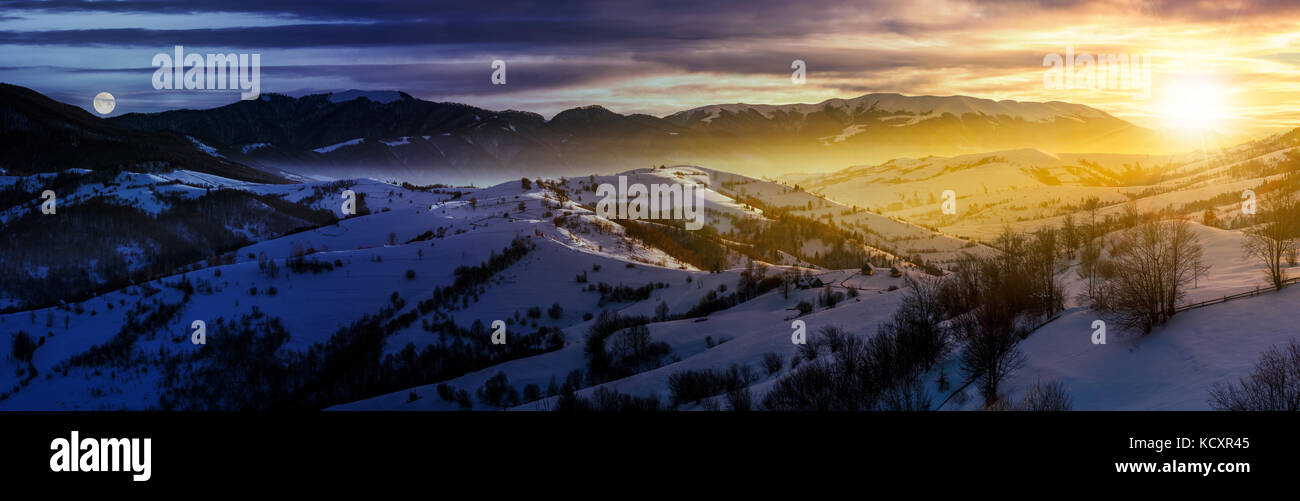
[3,0,1299,138]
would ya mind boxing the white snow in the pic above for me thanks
[240,142,272,154]
[313,138,366,154]
[186,136,223,158]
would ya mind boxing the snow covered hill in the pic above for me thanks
[787,129,1300,244]
[346,221,1300,412]
[979,224,1300,410]
[2,157,1296,412]
[338,268,910,411]
[0,164,956,409]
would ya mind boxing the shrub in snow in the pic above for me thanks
[726,386,752,411]
[761,352,784,375]
[523,384,541,402]
[10,331,36,363]
[552,386,661,412]
[667,364,757,408]
[436,383,456,402]
[477,371,520,409]
[454,389,472,410]
[763,299,948,411]
[1209,339,1300,411]
[1013,379,1072,411]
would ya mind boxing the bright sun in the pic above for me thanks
[1159,76,1231,133]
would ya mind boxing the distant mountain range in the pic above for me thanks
[0,83,287,183]
[2,83,1161,185]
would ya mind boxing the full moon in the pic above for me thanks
[92,92,116,115]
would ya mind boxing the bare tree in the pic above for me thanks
[959,318,1026,406]
[1092,218,1209,334]
[943,227,1065,406]
[1060,214,1080,257]
[1243,191,1300,290]
[1026,227,1066,316]
[953,247,1030,406]
[1077,234,1104,302]
[1164,220,1208,315]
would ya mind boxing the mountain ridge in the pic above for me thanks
[0,83,289,183]
[666,92,1113,125]
[0,83,1159,185]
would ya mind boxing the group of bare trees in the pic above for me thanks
[1087,217,1210,334]
[946,228,1067,405]
[761,277,956,411]
[1201,192,1300,411]
[1065,190,1300,411]
[760,187,1294,410]
[1074,188,1296,338]
[1209,338,1300,411]
[1243,191,1300,290]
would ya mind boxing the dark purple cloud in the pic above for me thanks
[2,0,1297,116]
